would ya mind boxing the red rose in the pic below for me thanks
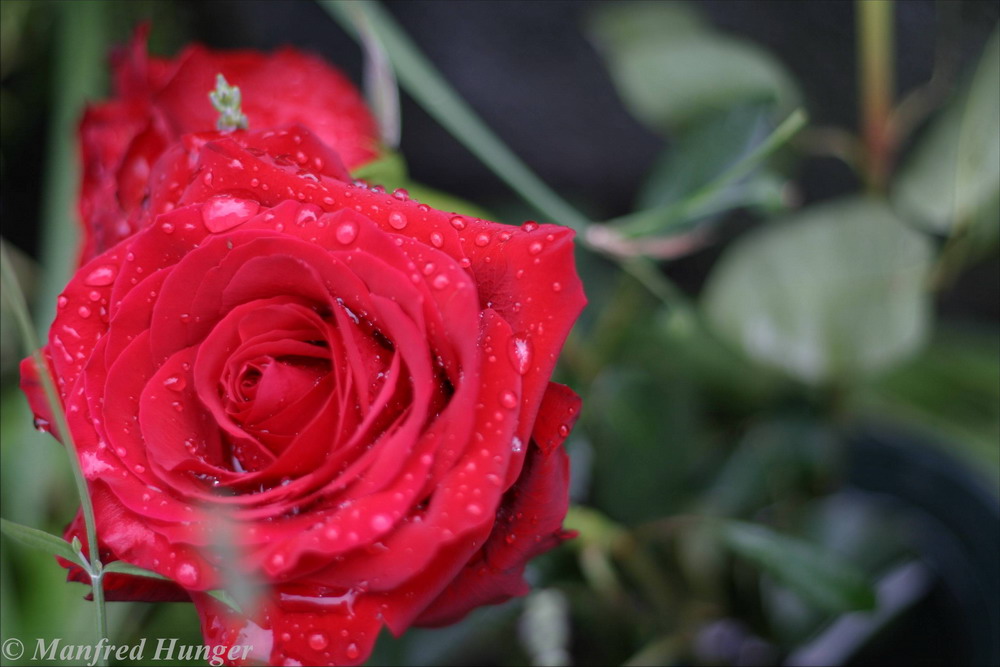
[78,27,379,265]
[22,107,584,663]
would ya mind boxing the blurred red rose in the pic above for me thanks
[78,26,379,265]
[23,52,584,663]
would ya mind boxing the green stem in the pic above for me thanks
[0,241,108,657]
[320,0,590,233]
[857,0,895,192]
[38,1,106,337]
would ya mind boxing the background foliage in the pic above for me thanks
[1,1,998,665]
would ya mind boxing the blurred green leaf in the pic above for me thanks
[637,103,786,212]
[606,108,804,240]
[703,419,839,518]
[0,518,78,565]
[588,2,800,134]
[350,148,409,189]
[718,520,877,614]
[863,327,1000,484]
[702,197,934,384]
[101,561,168,580]
[403,183,495,221]
[893,29,999,237]
[349,150,494,220]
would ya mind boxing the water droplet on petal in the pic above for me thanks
[558,424,570,437]
[432,274,450,290]
[371,514,391,531]
[202,196,260,233]
[77,306,92,318]
[450,216,467,230]
[57,296,68,309]
[500,390,518,409]
[474,233,490,247]
[552,282,562,292]
[512,436,524,453]
[466,503,483,516]
[388,212,407,229]
[84,265,116,286]
[163,375,186,392]
[308,633,328,651]
[507,336,533,375]
[345,644,360,660]
[429,232,444,248]
[161,222,175,234]
[335,220,359,245]
[528,241,543,255]
[392,188,409,201]
[176,562,199,586]
[522,220,539,232]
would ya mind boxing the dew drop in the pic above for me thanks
[163,375,186,392]
[512,436,524,453]
[176,562,199,587]
[296,206,319,226]
[466,503,483,516]
[202,196,260,233]
[432,274,450,290]
[474,233,490,247]
[500,390,518,409]
[271,553,286,569]
[335,221,359,245]
[161,222,175,234]
[308,633,328,651]
[345,644,359,660]
[429,232,444,248]
[522,220,539,232]
[558,424,570,437]
[507,336,533,375]
[84,265,116,286]
[392,188,410,201]
[77,306,92,318]
[371,514,391,531]
[449,216,466,230]
[57,296,68,309]
[388,212,408,229]
[528,241,543,255]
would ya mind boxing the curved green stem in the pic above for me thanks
[1,240,108,660]
[320,0,590,233]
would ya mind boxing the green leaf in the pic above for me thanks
[893,29,1000,236]
[863,327,1000,485]
[0,518,79,564]
[588,2,800,134]
[702,196,934,384]
[717,520,877,613]
[207,589,245,615]
[101,560,169,580]
[608,108,805,239]
[350,147,409,190]
[403,183,494,221]
[637,104,783,211]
